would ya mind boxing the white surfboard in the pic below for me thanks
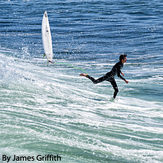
[42,11,53,62]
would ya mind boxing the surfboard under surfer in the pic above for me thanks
[79,54,129,100]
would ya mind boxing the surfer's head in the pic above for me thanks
[119,54,127,63]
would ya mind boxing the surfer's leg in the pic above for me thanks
[109,79,119,99]
[88,75,107,84]
[80,73,108,84]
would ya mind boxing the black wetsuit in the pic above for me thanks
[86,61,125,99]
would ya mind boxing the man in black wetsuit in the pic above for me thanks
[80,54,129,99]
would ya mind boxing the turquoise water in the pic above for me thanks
[0,1,163,163]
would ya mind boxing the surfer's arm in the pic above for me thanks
[120,72,129,83]
[117,68,125,81]
[119,72,129,83]
[121,72,124,76]
[125,79,129,84]
[118,74,126,81]
[119,71,129,83]
[119,73,129,83]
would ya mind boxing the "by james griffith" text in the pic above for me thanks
[2,154,61,162]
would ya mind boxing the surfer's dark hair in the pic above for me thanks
[119,54,127,61]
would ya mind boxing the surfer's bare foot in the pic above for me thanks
[79,73,87,77]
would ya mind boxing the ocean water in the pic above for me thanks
[0,0,163,163]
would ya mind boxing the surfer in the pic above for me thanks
[80,54,129,99]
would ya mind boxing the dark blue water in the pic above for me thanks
[0,1,163,163]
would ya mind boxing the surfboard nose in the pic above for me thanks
[45,11,47,17]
